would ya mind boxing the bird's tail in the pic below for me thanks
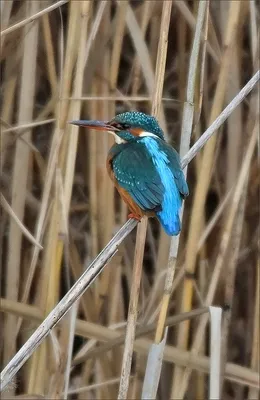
[156,211,181,236]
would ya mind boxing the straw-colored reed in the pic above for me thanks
[1,1,259,399]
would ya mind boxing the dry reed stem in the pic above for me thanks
[95,7,119,396]
[51,3,91,397]
[0,58,17,165]
[249,0,258,65]
[94,10,115,348]
[1,69,259,392]
[110,2,128,92]
[2,119,55,134]
[180,71,260,168]
[66,376,125,396]
[0,0,13,36]
[1,4,259,394]
[131,1,154,96]
[173,4,243,391]
[154,0,207,347]
[196,0,210,127]
[220,183,248,395]
[141,328,168,399]
[0,0,69,37]
[143,268,184,325]
[88,84,99,259]
[124,3,167,134]
[3,3,39,396]
[27,3,80,393]
[197,187,233,250]
[248,258,260,400]
[177,5,187,108]
[75,308,208,366]
[1,298,258,390]
[69,242,95,322]
[118,2,173,397]
[15,49,74,341]
[2,95,56,156]
[177,123,258,398]
[117,217,148,399]
[42,13,58,96]
[105,3,128,386]
[0,219,138,391]
[209,307,222,399]
[174,0,219,63]
[0,194,42,250]
[67,95,178,102]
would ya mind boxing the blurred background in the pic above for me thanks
[1,0,259,399]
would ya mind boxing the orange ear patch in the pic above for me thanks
[129,127,143,137]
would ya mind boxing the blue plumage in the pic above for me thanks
[111,141,164,210]
[111,135,188,236]
[71,111,189,236]
[142,137,183,235]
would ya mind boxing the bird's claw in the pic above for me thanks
[128,213,142,221]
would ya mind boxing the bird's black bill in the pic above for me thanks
[69,119,118,132]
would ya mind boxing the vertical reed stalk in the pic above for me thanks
[1,2,258,398]
[3,2,39,396]
[118,2,173,398]
[177,124,257,398]
[172,2,242,396]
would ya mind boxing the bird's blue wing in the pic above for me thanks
[111,143,165,211]
[110,139,188,236]
[161,142,189,197]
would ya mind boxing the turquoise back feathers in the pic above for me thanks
[108,112,189,235]
[71,111,189,236]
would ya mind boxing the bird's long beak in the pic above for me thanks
[69,119,118,132]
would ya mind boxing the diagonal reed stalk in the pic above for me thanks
[177,121,258,398]
[0,0,69,37]
[1,69,259,392]
[1,3,259,398]
[1,297,259,390]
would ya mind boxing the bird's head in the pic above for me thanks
[70,111,165,143]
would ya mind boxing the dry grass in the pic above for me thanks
[1,1,259,399]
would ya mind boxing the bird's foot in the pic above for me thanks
[128,213,142,221]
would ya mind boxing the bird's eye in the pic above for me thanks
[111,121,130,130]
[120,123,130,130]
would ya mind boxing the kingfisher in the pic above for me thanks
[70,111,188,236]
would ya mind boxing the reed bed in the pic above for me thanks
[1,1,259,399]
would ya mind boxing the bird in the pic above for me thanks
[70,111,189,236]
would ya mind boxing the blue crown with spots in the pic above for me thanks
[112,111,165,140]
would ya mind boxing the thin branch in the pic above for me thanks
[0,219,138,391]
[181,70,260,169]
[117,218,148,399]
[1,118,55,134]
[0,194,43,250]
[0,0,69,37]
[0,300,258,389]
[73,308,209,366]
[178,123,258,398]
[66,95,180,103]
[149,3,208,397]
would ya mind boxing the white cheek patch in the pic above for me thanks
[108,130,127,144]
[139,131,158,138]
[108,130,157,143]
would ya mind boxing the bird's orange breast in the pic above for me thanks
[106,153,154,218]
